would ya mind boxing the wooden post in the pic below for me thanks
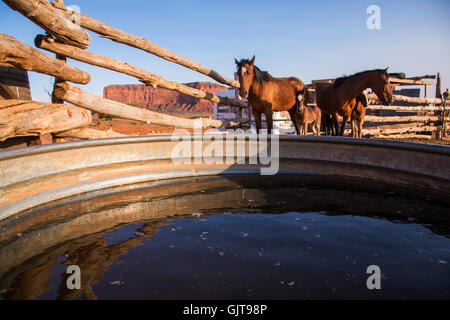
[0,99,92,141]
[35,35,247,109]
[435,73,442,99]
[434,73,443,140]
[50,1,239,88]
[2,0,90,49]
[0,33,90,84]
[53,82,233,129]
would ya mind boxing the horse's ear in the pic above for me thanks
[384,67,390,73]
[250,55,255,65]
[234,58,240,66]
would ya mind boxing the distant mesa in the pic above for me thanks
[103,82,228,113]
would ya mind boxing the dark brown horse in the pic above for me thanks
[316,69,393,136]
[235,56,305,134]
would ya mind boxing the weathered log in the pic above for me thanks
[371,133,432,140]
[35,35,247,109]
[0,33,90,84]
[50,1,239,88]
[366,105,444,112]
[2,0,90,49]
[368,93,443,105]
[407,75,436,80]
[54,82,229,129]
[389,78,434,85]
[0,99,91,141]
[364,115,440,123]
[363,125,439,136]
[56,128,128,140]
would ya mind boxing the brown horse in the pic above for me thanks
[351,92,367,138]
[316,69,393,136]
[234,56,305,134]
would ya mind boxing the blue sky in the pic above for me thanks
[1,0,449,102]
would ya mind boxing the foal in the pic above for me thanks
[295,90,322,136]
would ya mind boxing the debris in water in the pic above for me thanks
[110,281,125,286]
[192,213,202,218]
[438,260,447,264]
[241,232,249,238]
[219,252,224,256]
[288,281,295,286]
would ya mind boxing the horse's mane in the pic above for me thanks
[334,69,385,89]
[237,59,274,84]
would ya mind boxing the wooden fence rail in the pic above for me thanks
[50,0,240,88]
[0,33,90,84]
[54,82,232,129]
[35,35,248,109]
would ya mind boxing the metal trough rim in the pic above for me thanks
[1,135,449,161]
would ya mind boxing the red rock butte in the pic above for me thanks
[103,82,229,113]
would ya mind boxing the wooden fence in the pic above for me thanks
[0,0,247,144]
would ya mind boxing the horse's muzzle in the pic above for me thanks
[239,91,249,99]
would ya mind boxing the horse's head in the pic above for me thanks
[296,90,306,113]
[370,68,394,105]
[234,55,255,99]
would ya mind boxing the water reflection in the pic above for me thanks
[4,221,165,300]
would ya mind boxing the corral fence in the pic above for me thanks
[0,0,448,147]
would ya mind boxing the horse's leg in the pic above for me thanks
[332,114,339,136]
[358,118,364,138]
[264,110,273,134]
[351,120,356,138]
[323,114,331,136]
[315,118,321,136]
[253,110,262,134]
[288,107,301,135]
[340,116,349,136]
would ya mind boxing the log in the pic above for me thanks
[35,35,247,109]
[50,2,239,88]
[371,133,432,140]
[0,99,91,141]
[2,0,90,49]
[56,128,128,140]
[53,82,230,129]
[368,93,443,105]
[366,105,444,112]
[0,33,90,84]
[407,75,436,81]
[363,125,439,136]
[364,115,440,123]
[389,78,434,85]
